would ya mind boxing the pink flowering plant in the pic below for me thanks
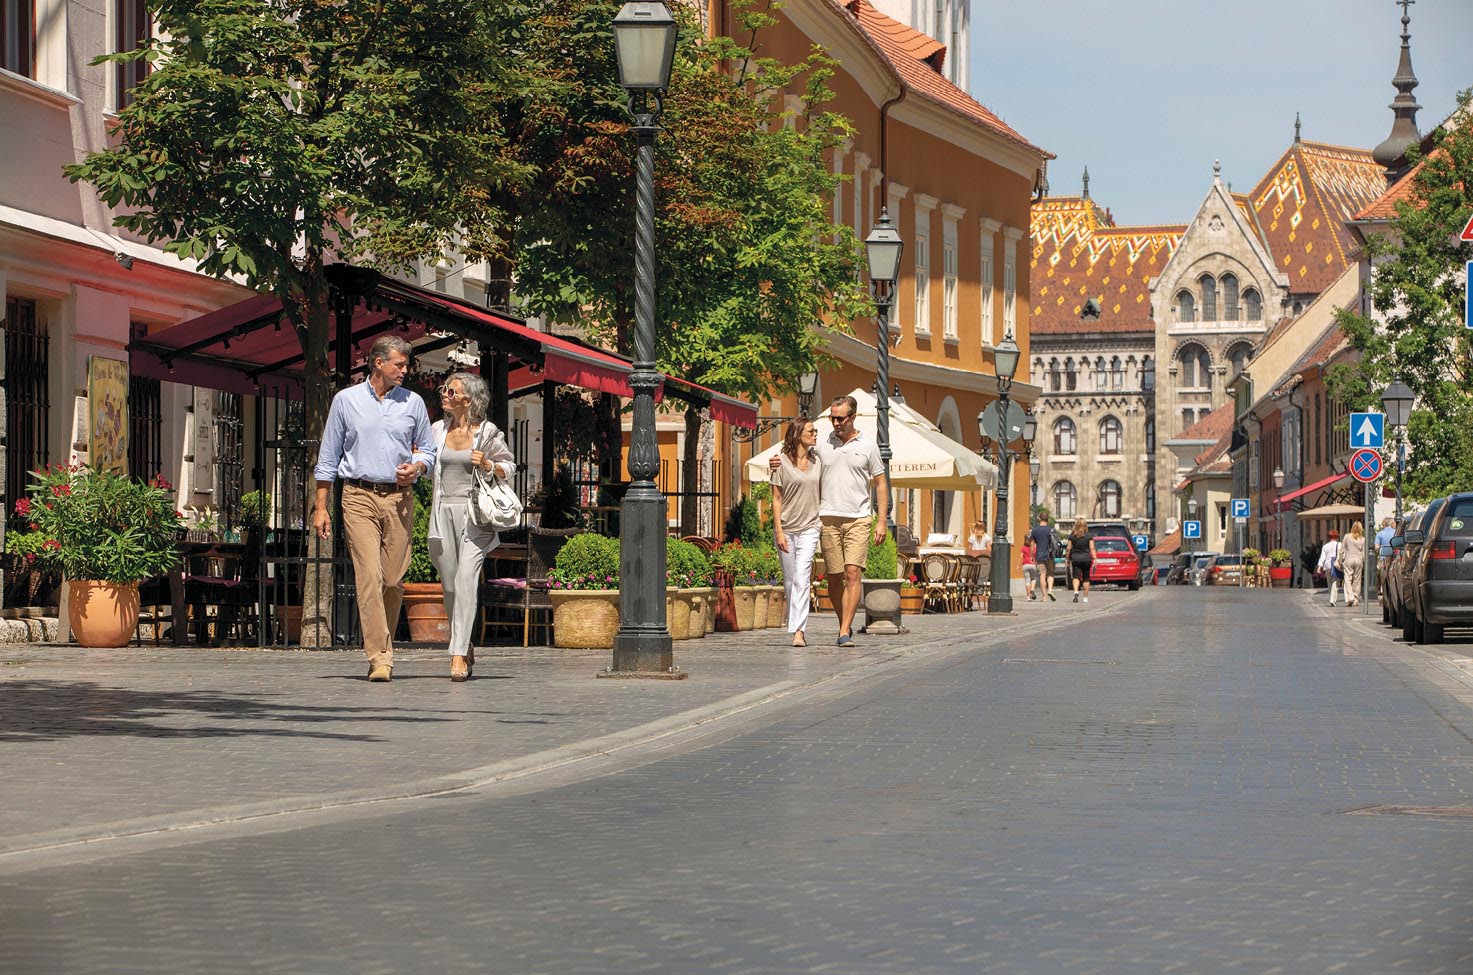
[547,532,620,591]
[25,465,184,583]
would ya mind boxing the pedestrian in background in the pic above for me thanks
[1027,514,1058,601]
[428,372,515,682]
[1020,534,1039,601]
[1066,516,1095,603]
[771,417,822,649]
[313,335,436,682]
[1317,530,1342,606]
[966,520,992,557]
[1374,516,1396,549]
[1337,522,1366,608]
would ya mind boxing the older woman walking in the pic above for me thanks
[428,372,516,681]
[771,417,823,648]
[1337,522,1367,608]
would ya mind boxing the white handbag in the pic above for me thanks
[468,428,523,530]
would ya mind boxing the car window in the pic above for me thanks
[1438,498,1473,538]
[1095,537,1132,553]
[1215,555,1242,566]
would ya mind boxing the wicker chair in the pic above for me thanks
[920,554,956,613]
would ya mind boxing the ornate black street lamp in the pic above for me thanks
[1186,496,1199,561]
[1022,411,1038,513]
[980,336,1021,613]
[1029,453,1041,510]
[1381,381,1413,530]
[607,1,680,678]
[1272,465,1286,567]
[865,211,904,514]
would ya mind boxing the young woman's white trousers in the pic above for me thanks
[779,527,821,634]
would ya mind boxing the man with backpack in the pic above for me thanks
[1026,514,1059,602]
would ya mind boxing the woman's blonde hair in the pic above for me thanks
[1350,521,1364,538]
[1072,516,1088,536]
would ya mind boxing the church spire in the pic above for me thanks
[1082,166,1090,200]
[1294,112,1301,145]
[1372,0,1422,182]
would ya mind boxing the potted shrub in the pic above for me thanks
[900,573,924,614]
[711,543,760,630]
[860,523,904,634]
[666,537,712,640]
[1267,548,1293,587]
[548,533,621,648]
[27,465,184,647]
[4,505,61,610]
[756,546,785,628]
[402,478,449,643]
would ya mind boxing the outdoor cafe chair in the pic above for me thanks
[920,554,957,613]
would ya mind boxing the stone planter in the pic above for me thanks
[666,586,691,641]
[402,582,449,644]
[68,579,140,648]
[860,578,905,635]
[766,587,786,628]
[751,586,771,629]
[550,589,621,648]
[685,587,711,639]
[900,585,925,614]
[732,585,758,631]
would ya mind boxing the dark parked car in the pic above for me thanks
[1138,552,1156,588]
[1401,492,1473,644]
[1389,497,1448,634]
[1165,553,1192,585]
[1188,551,1221,586]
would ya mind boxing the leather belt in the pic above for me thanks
[343,477,406,494]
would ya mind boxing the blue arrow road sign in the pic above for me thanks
[1465,260,1471,329]
[1350,412,1385,449]
[1183,520,1202,539]
[1231,498,1250,519]
[1133,534,1150,551]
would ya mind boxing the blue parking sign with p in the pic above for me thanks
[1231,498,1250,519]
[1133,533,1149,551]
[1183,520,1202,539]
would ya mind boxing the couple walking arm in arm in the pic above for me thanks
[770,395,889,648]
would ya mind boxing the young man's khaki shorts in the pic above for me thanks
[819,515,870,571]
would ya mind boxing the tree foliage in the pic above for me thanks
[1329,90,1473,500]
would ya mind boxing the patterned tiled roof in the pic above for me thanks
[1354,156,1429,221]
[1030,197,1182,335]
[841,0,1044,156]
[1249,141,1385,294]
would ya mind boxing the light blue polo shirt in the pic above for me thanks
[313,380,436,483]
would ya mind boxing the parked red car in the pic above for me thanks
[1090,535,1143,590]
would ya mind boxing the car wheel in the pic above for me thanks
[1381,601,1389,625]
[1127,581,1140,591]
[1424,621,1445,644]
[1409,611,1425,644]
[1388,601,1400,629]
[1401,610,1417,643]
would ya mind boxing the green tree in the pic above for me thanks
[1329,91,1473,500]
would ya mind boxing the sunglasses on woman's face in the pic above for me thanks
[439,386,464,400]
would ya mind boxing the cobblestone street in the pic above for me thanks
[4,587,1473,974]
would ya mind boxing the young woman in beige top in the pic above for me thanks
[771,418,823,647]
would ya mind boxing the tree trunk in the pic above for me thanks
[679,404,703,537]
[288,259,335,648]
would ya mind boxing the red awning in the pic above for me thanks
[661,376,757,427]
[1272,469,1349,512]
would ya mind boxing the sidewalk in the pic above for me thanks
[0,586,1115,862]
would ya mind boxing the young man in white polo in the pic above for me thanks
[774,393,888,645]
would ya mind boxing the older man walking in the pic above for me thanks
[773,393,888,646]
[313,335,436,681]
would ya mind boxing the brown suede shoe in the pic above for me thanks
[367,664,393,682]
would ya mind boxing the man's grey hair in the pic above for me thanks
[446,371,489,426]
[368,335,414,368]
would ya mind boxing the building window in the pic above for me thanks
[116,0,152,109]
[1199,274,1217,321]
[2,0,35,77]
[1065,357,1077,391]
[1145,481,1156,521]
[1243,288,1262,321]
[1049,357,1061,392]
[1110,356,1123,389]
[1093,356,1106,389]
[942,238,957,339]
[1222,273,1239,321]
[1099,415,1122,454]
[1178,343,1212,389]
[1099,480,1122,518]
[1053,481,1077,520]
[1176,290,1196,323]
[914,234,930,335]
[980,235,994,344]
[1053,416,1077,455]
[1227,342,1251,377]
[1003,239,1017,335]
[1314,392,1322,465]
[1145,415,1155,453]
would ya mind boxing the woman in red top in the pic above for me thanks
[1020,535,1039,601]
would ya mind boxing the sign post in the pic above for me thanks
[1231,498,1250,587]
[1349,447,1384,614]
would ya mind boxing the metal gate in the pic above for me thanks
[3,297,48,529]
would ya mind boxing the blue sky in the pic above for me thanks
[969,0,1470,225]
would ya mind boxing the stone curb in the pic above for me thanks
[0,595,1129,870]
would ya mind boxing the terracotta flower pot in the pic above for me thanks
[402,582,450,643]
[713,574,738,632]
[550,589,621,648]
[900,585,925,614]
[1270,566,1292,588]
[68,579,140,648]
